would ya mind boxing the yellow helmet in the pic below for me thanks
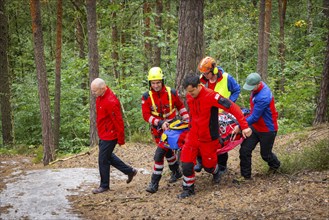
[148,67,163,81]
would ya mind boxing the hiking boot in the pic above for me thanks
[213,168,227,184]
[146,182,159,193]
[127,169,137,184]
[168,170,183,183]
[232,176,252,185]
[145,174,161,193]
[177,185,195,199]
[92,187,109,194]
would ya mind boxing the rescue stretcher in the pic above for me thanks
[159,109,250,154]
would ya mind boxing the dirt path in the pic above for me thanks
[1,125,328,219]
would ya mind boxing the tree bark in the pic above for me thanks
[143,1,152,71]
[72,0,88,105]
[74,0,86,59]
[176,0,204,94]
[257,0,272,82]
[53,0,63,149]
[313,0,329,124]
[86,0,99,147]
[257,0,265,77]
[0,0,14,146]
[30,0,55,165]
[154,0,163,67]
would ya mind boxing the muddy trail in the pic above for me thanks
[1,124,328,219]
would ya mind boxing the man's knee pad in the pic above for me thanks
[165,149,174,158]
[181,162,194,177]
[154,147,167,162]
[204,167,215,173]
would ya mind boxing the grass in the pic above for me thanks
[280,139,329,174]
[130,131,153,143]
[269,138,329,175]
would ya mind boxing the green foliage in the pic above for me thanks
[279,139,329,174]
[31,145,44,164]
[130,131,153,144]
[3,0,328,155]
[0,144,43,164]
[56,146,90,159]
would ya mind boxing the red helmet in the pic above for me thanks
[198,56,216,73]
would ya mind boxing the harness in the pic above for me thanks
[149,86,175,118]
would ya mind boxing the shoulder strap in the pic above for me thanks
[149,86,175,118]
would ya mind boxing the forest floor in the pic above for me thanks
[1,124,329,220]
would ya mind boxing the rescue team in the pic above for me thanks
[90,56,281,199]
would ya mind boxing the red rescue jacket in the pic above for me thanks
[187,86,248,142]
[141,85,189,126]
[96,87,125,144]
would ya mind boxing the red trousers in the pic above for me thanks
[180,133,218,169]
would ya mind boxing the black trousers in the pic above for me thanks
[217,152,228,171]
[239,127,280,178]
[98,139,134,189]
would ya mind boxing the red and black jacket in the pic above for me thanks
[96,87,125,145]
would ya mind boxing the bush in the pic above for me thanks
[278,138,329,174]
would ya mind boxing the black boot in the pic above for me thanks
[146,174,161,193]
[194,156,203,172]
[213,168,225,184]
[169,169,182,183]
[177,185,195,199]
[168,162,182,183]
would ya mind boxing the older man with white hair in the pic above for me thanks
[90,78,137,194]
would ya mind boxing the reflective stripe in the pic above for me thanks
[168,160,176,165]
[179,108,188,115]
[153,170,162,175]
[149,86,174,119]
[154,164,164,169]
[183,182,194,187]
[166,155,177,165]
[183,176,195,182]
[183,175,195,186]
[166,155,176,161]
[182,114,189,120]
[148,116,156,124]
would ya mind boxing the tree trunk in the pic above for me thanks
[313,0,329,125]
[176,0,204,94]
[0,0,14,146]
[143,1,152,72]
[72,0,88,105]
[278,0,287,93]
[154,0,163,67]
[164,0,171,66]
[120,1,128,79]
[53,0,63,149]
[74,0,86,59]
[30,0,55,165]
[111,0,119,79]
[257,0,265,77]
[257,0,272,82]
[86,0,99,147]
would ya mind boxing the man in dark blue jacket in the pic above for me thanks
[234,73,281,182]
